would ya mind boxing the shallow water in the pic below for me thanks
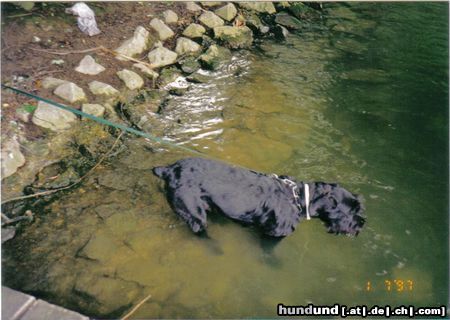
[3,3,448,318]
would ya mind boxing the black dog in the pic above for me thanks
[153,157,365,238]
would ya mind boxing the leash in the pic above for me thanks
[1,84,205,156]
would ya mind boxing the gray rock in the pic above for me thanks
[199,44,231,70]
[1,227,16,243]
[186,70,212,83]
[244,12,269,34]
[150,18,174,41]
[53,82,86,103]
[201,1,222,7]
[186,2,202,12]
[42,77,68,89]
[163,9,178,24]
[182,23,206,39]
[133,63,159,80]
[238,2,276,14]
[199,11,224,29]
[16,107,31,123]
[51,59,65,65]
[175,37,201,56]
[274,13,302,30]
[89,81,119,96]
[81,103,105,118]
[32,36,41,43]
[115,26,151,61]
[159,67,183,87]
[32,101,77,131]
[180,56,200,74]
[148,47,178,68]
[1,138,25,179]
[213,25,254,49]
[116,69,144,90]
[273,24,289,40]
[215,3,237,21]
[75,55,105,75]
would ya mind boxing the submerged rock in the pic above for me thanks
[158,67,182,87]
[53,82,86,103]
[42,77,68,89]
[274,13,302,30]
[82,103,105,118]
[133,63,159,80]
[150,18,174,41]
[89,81,120,96]
[32,101,78,131]
[175,37,201,56]
[238,2,276,14]
[199,11,225,29]
[1,138,26,179]
[116,69,144,90]
[75,55,105,75]
[214,3,237,21]
[199,44,231,70]
[163,9,178,24]
[186,70,212,83]
[115,26,151,61]
[273,24,290,40]
[182,23,206,39]
[179,56,200,74]
[148,47,178,68]
[213,26,253,49]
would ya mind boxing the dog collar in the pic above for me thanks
[304,183,311,220]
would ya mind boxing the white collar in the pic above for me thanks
[304,183,311,220]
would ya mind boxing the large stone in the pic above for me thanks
[201,1,222,7]
[88,81,119,96]
[185,2,202,12]
[81,104,105,118]
[163,9,178,24]
[186,70,212,83]
[1,138,25,179]
[116,69,144,90]
[213,25,253,49]
[274,13,302,30]
[32,101,77,131]
[215,3,237,21]
[75,55,105,75]
[179,56,200,74]
[148,47,178,68]
[42,77,68,89]
[150,18,174,41]
[238,2,276,14]
[115,26,150,61]
[133,63,159,80]
[198,11,224,29]
[199,44,231,70]
[175,37,201,56]
[53,82,86,103]
[244,12,269,34]
[182,23,206,39]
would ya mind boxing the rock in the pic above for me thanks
[32,36,41,43]
[1,227,16,243]
[53,82,86,103]
[89,81,120,96]
[15,107,31,123]
[199,44,231,70]
[274,13,302,30]
[32,101,77,131]
[150,18,174,41]
[175,37,201,56]
[116,69,144,90]
[186,2,202,12]
[201,2,222,7]
[115,26,151,61]
[179,56,200,74]
[75,55,105,75]
[1,138,25,179]
[182,23,206,39]
[51,59,65,65]
[238,2,276,14]
[81,103,105,118]
[186,70,212,83]
[42,77,68,89]
[275,1,291,10]
[33,163,79,189]
[288,2,316,19]
[98,170,136,191]
[148,47,178,68]
[133,63,159,80]
[214,3,237,21]
[163,9,178,24]
[244,12,269,34]
[273,24,289,40]
[78,233,119,261]
[213,26,253,49]
[198,11,224,29]
[159,67,183,87]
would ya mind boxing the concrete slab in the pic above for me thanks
[2,286,35,320]
[20,300,89,320]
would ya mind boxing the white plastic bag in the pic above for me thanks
[65,2,101,36]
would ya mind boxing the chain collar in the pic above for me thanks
[270,174,310,220]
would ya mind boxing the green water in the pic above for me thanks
[3,3,448,318]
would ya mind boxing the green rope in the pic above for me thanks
[1,84,204,156]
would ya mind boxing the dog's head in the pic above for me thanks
[310,182,365,236]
